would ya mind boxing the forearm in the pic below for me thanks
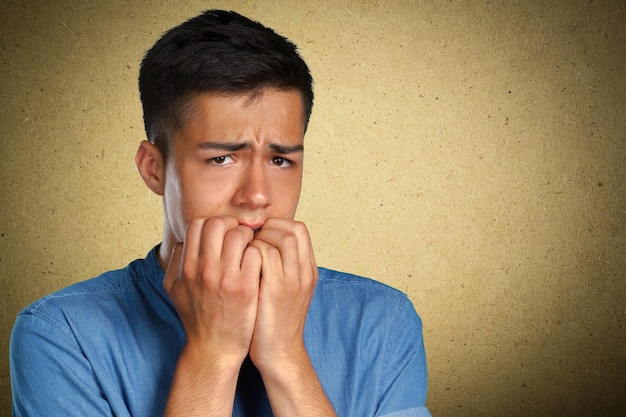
[259,347,337,417]
[163,344,241,417]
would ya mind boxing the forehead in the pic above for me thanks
[183,88,304,121]
[176,89,305,143]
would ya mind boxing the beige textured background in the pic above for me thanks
[1,1,625,416]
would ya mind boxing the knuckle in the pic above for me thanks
[180,260,196,281]
[293,219,306,230]
[219,275,238,292]
[306,271,318,289]
[205,216,227,231]
[282,233,299,249]
[244,245,261,256]
[220,274,253,298]
[267,245,281,260]
[225,225,251,244]
[300,267,318,289]
[186,216,206,231]
[292,220,309,235]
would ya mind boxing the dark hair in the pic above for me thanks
[139,10,314,160]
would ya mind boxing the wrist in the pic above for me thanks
[253,345,337,417]
[253,341,310,384]
[179,340,245,379]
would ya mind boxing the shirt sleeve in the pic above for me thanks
[379,408,432,417]
[10,311,115,417]
[376,297,432,417]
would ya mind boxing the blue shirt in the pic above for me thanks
[11,247,431,416]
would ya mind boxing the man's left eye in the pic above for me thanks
[271,157,293,167]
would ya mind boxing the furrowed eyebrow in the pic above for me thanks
[197,141,304,154]
[197,142,251,152]
[268,143,304,154]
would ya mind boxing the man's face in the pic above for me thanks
[161,89,305,246]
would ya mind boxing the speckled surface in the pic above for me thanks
[1,1,625,416]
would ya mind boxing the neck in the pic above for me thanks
[157,239,173,272]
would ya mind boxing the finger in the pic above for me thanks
[163,242,184,295]
[177,217,211,285]
[255,219,315,276]
[197,216,240,268]
[248,238,284,278]
[241,245,263,286]
[258,219,312,255]
[222,225,255,276]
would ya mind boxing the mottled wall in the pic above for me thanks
[1,1,625,416]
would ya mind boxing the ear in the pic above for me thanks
[135,140,165,196]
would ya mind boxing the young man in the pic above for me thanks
[10,10,431,417]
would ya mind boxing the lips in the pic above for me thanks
[239,220,265,234]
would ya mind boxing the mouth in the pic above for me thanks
[239,220,265,235]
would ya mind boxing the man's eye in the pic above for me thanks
[271,156,294,167]
[208,155,233,165]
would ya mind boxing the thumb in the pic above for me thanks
[163,242,184,295]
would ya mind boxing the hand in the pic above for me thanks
[163,216,262,369]
[246,218,318,374]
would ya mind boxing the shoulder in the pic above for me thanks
[318,267,407,293]
[16,248,163,330]
[313,267,421,329]
[26,267,134,310]
[316,266,412,306]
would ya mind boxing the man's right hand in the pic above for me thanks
[163,215,262,372]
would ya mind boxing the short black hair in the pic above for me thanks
[139,10,314,160]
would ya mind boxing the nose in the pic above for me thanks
[233,160,272,209]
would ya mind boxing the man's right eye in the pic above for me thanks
[208,155,233,165]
